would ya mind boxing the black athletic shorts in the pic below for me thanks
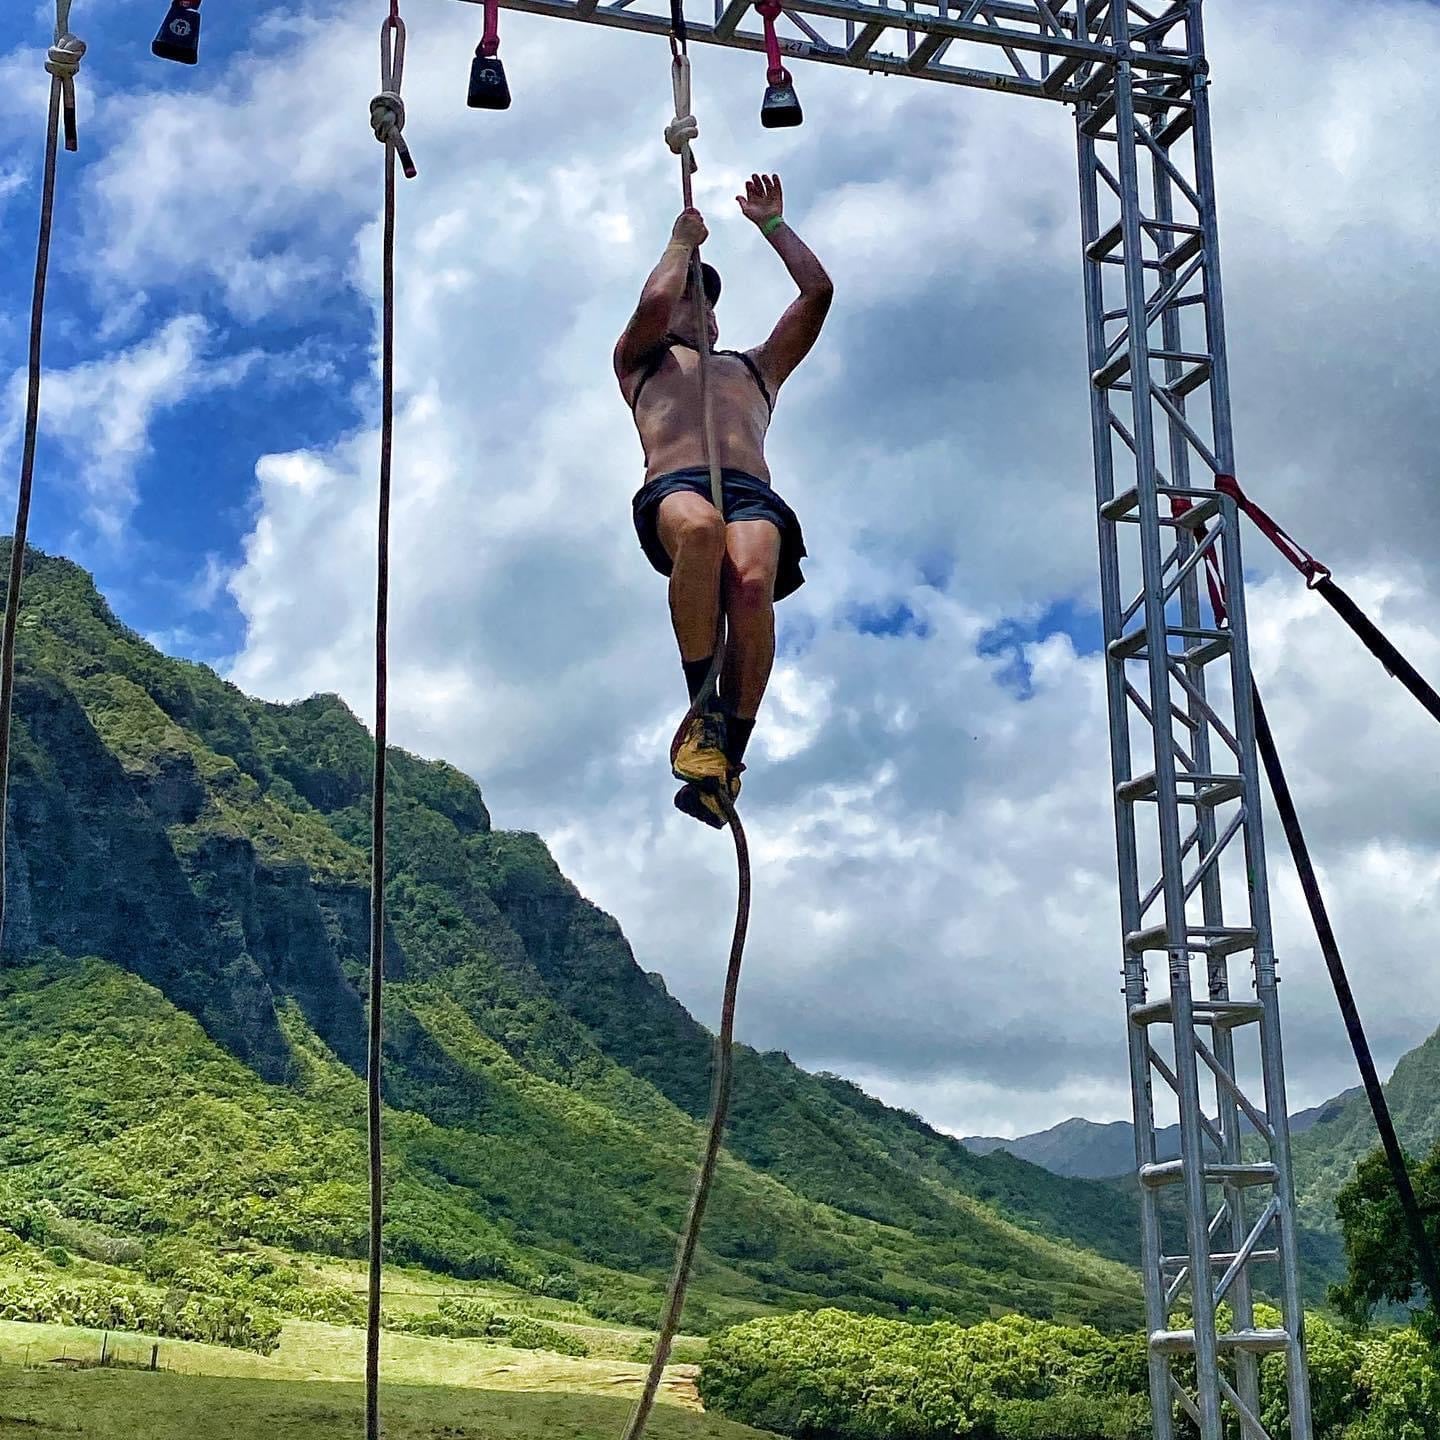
[631,467,807,601]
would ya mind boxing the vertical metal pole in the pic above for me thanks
[1148,67,1261,1421]
[1188,0,1312,1421]
[1078,0,1312,1433]
[1111,53,1224,1434]
[1076,123,1175,1440]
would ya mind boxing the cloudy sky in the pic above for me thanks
[2,0,1438,1140]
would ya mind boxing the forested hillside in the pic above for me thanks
[1289,1027,1440,1234]
[0,545,1147,1333]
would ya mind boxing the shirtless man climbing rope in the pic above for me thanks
[616,174,833,826]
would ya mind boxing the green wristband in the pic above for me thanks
[761,215,785,238]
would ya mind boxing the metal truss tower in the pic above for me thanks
[472,0,1314,1432]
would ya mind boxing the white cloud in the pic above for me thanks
[0,313,276,540]
[53,0,1440,1141]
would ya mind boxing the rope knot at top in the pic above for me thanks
[45,33,85,80]
[45,0,85,153]
[372,13,416,179]
[667,50,698,176]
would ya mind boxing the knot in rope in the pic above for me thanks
[370,90,406,147]
[45,33,85,80]
[46,1,85,151]
[373,14,416,179]
[668,52,698,176]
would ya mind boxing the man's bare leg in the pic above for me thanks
[720,520,781,767]
[657,491,727,682]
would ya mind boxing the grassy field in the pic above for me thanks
[0,1308,746,1440]
[0,1366,768,1440]
[0,1318,699,1401]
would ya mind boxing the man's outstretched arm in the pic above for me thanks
[740,175,834,389]
[614,208,708,386]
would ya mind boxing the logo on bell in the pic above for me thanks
[169,16,193,34]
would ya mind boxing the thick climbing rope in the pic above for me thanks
[365,7,415,1440]
[621,18,753,1440]
[0,1,86,956]
[621,813,750,1440]
[1174,493,1440,1316]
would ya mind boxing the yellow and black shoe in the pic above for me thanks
[674,768,743,829]
[670,707,730,788]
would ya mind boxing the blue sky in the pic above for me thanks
[4,0,1440,1137]
[1,0,378,657]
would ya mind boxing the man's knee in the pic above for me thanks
[727,565,778,611]
[669,504,726,557]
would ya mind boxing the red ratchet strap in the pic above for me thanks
[481,0,500,55]
[1214,474,1331,589]
[1168,495,1230,624]
[756,0,789,83]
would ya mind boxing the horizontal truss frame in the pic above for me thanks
[449,1,1317,1437]
[471,0,1198,100]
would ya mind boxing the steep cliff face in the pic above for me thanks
[0,543,1150,1331]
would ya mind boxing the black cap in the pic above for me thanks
[685,262,722,306]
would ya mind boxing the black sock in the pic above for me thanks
[726,717,756,767]
[683,655,715,703]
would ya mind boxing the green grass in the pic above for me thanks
[0,1317,698,1398]
[0,1364,768,1440]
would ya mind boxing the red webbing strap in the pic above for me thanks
[481,0,499,56]
[1168,494,1229,623]
[1214,474,1330,589]
[1206,478,1440,729]
[756,0,789,83]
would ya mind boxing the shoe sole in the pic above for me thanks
[674,784,727,829]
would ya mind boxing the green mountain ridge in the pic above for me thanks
[0,545,1148,1333]
[1288,1026,1440,1234]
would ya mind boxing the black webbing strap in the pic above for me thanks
[1314,576,1440,730]
[1178,491,1440,1316]
[1251,683,1440,1314]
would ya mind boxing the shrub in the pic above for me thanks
[991,1394,1152,1439]
[699,1309,1144,1440]
[1346,1327,1440,1440]
[1260,1310,1362,1440]
[387,1300,588,1357]
[0,1275,281,1354]
[503,1314,589,1357]
[388,1298,499,1339]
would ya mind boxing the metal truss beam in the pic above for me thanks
[1076,2,1313,1436]
[475,0,1196,100]
[456,0,1317,1435]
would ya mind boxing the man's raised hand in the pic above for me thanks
[737,173,784,227]
[672,207,709,250]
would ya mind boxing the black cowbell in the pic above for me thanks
[761,72,803,128]
[152,1,201,64]
[468,48,512,110]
